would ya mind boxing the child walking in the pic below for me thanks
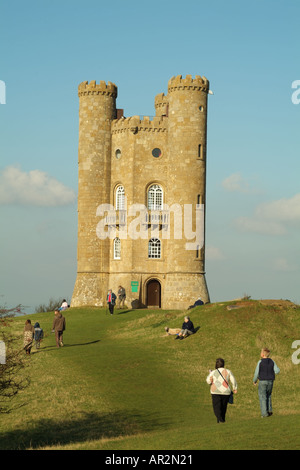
[34,322,44,349]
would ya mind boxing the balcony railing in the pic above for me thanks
[104,210,127,226]
[142,210,169,226]
[104,210,169,227]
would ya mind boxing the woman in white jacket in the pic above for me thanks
[206,357,238,423]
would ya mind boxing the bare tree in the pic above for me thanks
[0,304,30,413]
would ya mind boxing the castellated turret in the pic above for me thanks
[72,75,210,309]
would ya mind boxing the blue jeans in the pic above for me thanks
[258,380,273,417]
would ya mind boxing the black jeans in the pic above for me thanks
[211,394,230,422]
[108,302,115,315]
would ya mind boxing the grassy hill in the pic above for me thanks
[1,300,300,450]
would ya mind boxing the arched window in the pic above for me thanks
[147,184,163,210]
[115,185,125,210]
[114,237,121,259]
[148,238,161,259]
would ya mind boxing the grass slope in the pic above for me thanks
[1,300,300,450]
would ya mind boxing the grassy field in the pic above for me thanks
[1,300,300,450]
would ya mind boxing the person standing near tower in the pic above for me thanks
[107,289,117,315]
[117,285,126,309]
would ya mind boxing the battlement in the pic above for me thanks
[155,92,168,108]
[111,115,167,134]
[168,74,209,93]
[78,80,118,98]
[155,92,169,116]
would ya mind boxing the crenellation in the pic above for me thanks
[78,80,118,98]
[111,115,167,134]
[168,74,209,93]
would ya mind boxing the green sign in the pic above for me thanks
[131,281,139,293]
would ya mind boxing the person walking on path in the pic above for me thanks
[206,357,238,423]
[52,309,66,348]
[253,348,280,418]
[34,322,44,349]
[23,319,35,355]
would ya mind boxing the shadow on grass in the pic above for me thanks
[32,340,101,353]
[0,410,168,450]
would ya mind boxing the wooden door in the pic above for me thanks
[147,280,161,307]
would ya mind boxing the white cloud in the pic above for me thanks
[255,194,300,222]
[235,216,287,236]
[273,257,298,272]
[235,193,300,235]
[206,245,225,260]
[0,166,76,206]
[222,173,250,193]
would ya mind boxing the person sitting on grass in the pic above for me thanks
[187,297,204,309]
[174,315,196,340]
[59,299,69,311]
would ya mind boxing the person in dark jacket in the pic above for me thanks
[187,297,204,309]
[253,348,280,417]
[175,316,196,340]
[107,289,117,315]
[52,310,66,348]
[34,322,44,349]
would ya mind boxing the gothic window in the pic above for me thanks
[116,185,125,210]
[147,184,163,211]
[113,237,121,259]
[148,238,161,259]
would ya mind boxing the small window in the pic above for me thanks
[115,149,121,160]
[198,144,203,159]
[116,185,125,210]
[148,184,163,210]
[148,238,161,259]
[196,246,203,260]
[152,148,162,158]
[114,237,121,259]
[197,194,203,206]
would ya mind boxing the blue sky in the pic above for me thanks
[1,0,299,311]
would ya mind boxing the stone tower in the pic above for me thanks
[72,75,210,309]
[72,80,117,306]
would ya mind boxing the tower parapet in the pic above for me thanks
[78,80,118,98]
[168,74,209,94]
[111,115,167,134]
[155,92,169,117]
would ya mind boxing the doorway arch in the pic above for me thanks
[146,279,161,308]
